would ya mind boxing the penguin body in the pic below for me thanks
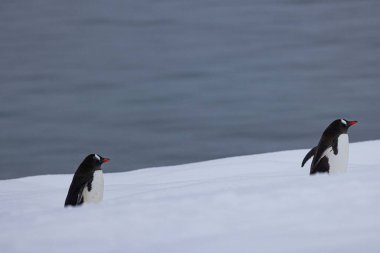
[64,154,109,207]
[302,119,357,175]
[82,170,104,203]
[322,133,349,174]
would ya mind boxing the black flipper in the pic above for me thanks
[332,138,338,155]
[302,146,317,167]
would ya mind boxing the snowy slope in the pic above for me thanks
[0,141,379,253]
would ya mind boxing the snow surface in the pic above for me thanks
[0,141,379,253]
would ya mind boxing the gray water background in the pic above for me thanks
[1,0,380,179]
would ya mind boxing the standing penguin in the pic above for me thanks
[64,154,110,207]
[302,119,358,175]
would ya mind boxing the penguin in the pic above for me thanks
[302,119,358,175]
[64,154,110,207]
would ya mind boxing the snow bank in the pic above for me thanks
[0,141,379,253]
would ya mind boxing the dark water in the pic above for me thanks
[1,0,380,179]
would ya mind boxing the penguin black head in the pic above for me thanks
[330,119,358,133]
[79,154,110,172]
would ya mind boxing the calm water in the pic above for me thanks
[1,0,380,179]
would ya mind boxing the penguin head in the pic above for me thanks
[332,119,358,133]
[80,154,110,171]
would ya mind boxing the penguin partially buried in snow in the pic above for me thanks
[302,119,358,175]
[64,154,110,207]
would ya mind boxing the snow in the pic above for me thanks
[0,140,379,253]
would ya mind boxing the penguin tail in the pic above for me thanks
[302,146,317,167]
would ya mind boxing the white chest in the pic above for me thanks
[324,134,349,173]
[83,170,104,203]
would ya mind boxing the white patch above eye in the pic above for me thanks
[94,154,100,161]
[341,119,347,125]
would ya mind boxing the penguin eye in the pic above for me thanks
[341,119,347,126]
